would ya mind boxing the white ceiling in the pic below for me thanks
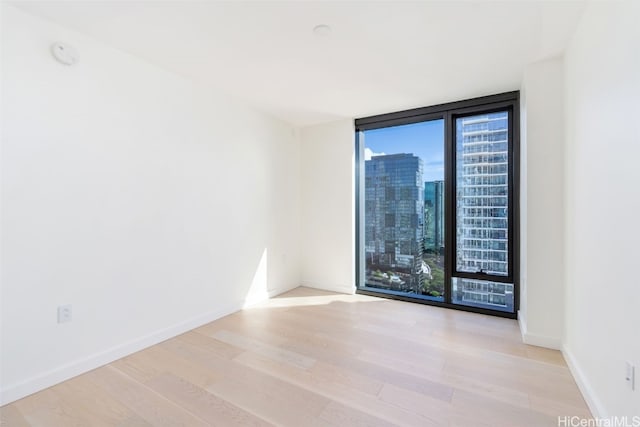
[10,1,586,127]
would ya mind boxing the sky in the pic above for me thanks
[363,119,445,182]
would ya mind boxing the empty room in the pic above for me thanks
[1,0,639,425]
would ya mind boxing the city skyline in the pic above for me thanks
[363,120,444,182]
[361,111,513,311]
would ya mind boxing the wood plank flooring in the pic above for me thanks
[0,287,591,426]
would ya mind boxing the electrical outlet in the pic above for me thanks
[57,304,72,323]
[626,362,635,391]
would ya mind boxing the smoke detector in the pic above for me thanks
[51,42,79,65]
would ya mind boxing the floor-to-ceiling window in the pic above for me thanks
[356,92,519,317]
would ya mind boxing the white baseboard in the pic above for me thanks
[0,285,297,406]
[517,310,562,350]
[518,312,603,418]
[300,281,355,295]
[0,302,240,405]
[562,345,605,418]
[517,310,526,337]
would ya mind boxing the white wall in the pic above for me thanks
[563,0,640,417]
[0,5,300,404]
[299,120,355,294]
[518,57,565,349]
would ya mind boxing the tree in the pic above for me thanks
[422,257,444,297]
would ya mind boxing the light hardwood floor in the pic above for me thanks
[0,287,591,426]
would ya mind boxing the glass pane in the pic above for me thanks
[361,120,445,302]
[452,277,514,313]
[456,111,509,276]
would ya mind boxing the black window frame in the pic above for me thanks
[355,91,520,319]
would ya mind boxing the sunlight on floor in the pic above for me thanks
[249,288,381,309]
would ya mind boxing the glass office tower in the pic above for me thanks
[364,154,424,294]
[424,180,444,254]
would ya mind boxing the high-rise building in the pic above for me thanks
[454,112,513,310]
[365,154,424,293]
[424,180,444,254]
